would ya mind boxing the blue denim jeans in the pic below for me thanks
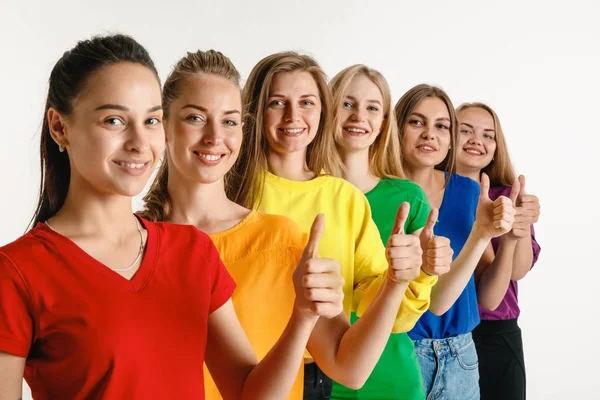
[413,332,480,400]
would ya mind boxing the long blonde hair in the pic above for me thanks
[227,51,343,208]
[456,102,516,187]
[329,64,404,178]
[140,49,241,222]
[394,84,457,182]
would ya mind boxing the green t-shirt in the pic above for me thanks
[332,178,431,400]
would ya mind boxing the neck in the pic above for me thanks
[404,164,444,192]
[456,165,481,183]
[166,168,247,234]
[339,147,379,193]
[49,173,137,239]
[267,148,316,181]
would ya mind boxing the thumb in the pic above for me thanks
[509,177,521,206]
[304,213,325,258]
[518,175,526,199]
[420,207,438,240]
[479,173,491,201]
[391,202,410,236]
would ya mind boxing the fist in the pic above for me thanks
[293,214,345,319]
[386,202,423,284]
[474,173,517,239]
[419,207,453,276]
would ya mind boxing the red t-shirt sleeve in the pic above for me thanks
[203,240,236,314]
[0,252,33,357]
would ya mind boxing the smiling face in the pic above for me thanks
[336,74,385,153]
[53,62,164,197]
[263,71,322,156]
[456,106,497,172]
[401,96,452,169]
[165,73,243,184]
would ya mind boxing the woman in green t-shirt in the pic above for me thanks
[328,65,454,399]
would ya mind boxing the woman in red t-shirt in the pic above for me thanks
[0,34,343,400]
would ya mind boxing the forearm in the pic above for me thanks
[0,352,24,400]
[241,312,317,400]
[430,230,489,315]
[477,237,518,310]
[510,235,534,281]
[316,278,408,389]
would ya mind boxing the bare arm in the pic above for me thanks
[205,300,317,400]
[0,351,24,400]
[511,236,534,281]
[475,237,518,310]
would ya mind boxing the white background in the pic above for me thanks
[1,0,598,398]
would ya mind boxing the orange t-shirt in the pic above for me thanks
[204,210,307,400]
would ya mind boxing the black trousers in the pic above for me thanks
[473,319,526,400]
[303,362,333,399]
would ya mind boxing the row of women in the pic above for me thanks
[0,34,541,400]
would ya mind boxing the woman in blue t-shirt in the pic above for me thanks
[394,84,517,399]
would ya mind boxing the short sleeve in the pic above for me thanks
[0,253,33,357]
[407,186,432,235]
[203,241,236,313]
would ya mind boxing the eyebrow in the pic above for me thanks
[95,104,162,113]
[269,94,318,99]
[346,95,382,105]
[460,122,495,132]
[182,104,241,115]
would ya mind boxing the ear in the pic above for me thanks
[47,108,69,149]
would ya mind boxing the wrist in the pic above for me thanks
[291,304,320,327]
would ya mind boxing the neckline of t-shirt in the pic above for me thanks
[208,209,259,240]
[32,215,157,294]
[264,170,329,192]
[364,177,414,197]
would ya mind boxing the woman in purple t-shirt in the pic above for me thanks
[455,102,541,400]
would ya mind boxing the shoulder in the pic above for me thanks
[251,212,307,249]
[143,218,213,250]
[0,226,53,268]
[379,178,427,197]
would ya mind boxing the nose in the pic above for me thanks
[350,107,367,122]
[125,123,150,153]
[420,124,436,140]
[202,121,224,145]
[284,103,300,122]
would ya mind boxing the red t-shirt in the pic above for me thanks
[0,218,235,399]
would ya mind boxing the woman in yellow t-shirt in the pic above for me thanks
[228,52,438,398]
[141,50,424,400]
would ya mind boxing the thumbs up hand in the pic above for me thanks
[508,175,540,239]
[419,208,453,276]
[386,202,423,285]
[473,173,517,240]
[293,214,345,320]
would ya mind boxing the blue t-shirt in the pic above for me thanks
[408,173,481,340]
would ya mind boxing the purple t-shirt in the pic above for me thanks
[478,185,541,321]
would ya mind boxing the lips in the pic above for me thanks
[416,144,437,153]
[193,150,226,165]
[463,147,484,156]
[343,125,369,135]
[278,127,306,136]
[112,160,150,176]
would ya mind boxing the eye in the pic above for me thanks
[146,117,162,126]
[460,129,472,135]
[343,101,353,108]
[105,117,124,126]
[484,134,495,140]
[186,115,205,123]
[437,124,449,130]
[367,106,379,112]
[302,100,315,106]
[224,119,238,126]
[409,119,423,126]
[269,100,285,107]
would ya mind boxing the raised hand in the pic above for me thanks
[419,207,453,276]
[386,202,423,285]
[474,173,517,240]
[509,175,540,238]
[293,214,345,319]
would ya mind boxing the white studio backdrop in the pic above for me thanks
[1,0,598,398]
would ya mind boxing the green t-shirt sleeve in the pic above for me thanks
[406,184,432,234]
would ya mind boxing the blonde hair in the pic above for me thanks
[329,64,404,178]
[394,84,457,182]
[140,50,241,222]
[227,51,343,208]
[456,102,516,187]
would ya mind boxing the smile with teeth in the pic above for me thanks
[196,153,224,161]
[114,161,147,169]
[280,128,305,134]
[344,127,367,134]
[417,145,436,152]
[464,148,484,156]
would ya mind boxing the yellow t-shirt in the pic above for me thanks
[203,210,306,400]
[258,171,437,332]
